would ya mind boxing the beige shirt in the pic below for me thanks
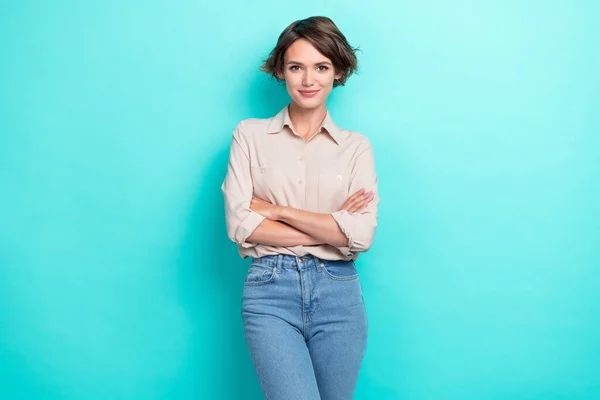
[221,104,380,261]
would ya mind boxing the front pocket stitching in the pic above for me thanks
[244,266,277,286]
[322,265,358,281]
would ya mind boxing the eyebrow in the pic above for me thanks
[286,61,333,67]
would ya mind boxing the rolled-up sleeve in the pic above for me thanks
[221,123,266,248]
[331,139,380,256]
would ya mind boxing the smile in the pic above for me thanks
[298,89,321,97]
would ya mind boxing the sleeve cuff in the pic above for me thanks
[235,211,266,246]
[331,210,356,253]
[335,246,353,258]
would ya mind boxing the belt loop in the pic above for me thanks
[276,254,283,270]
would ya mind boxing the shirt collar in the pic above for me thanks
[266,104,342,145]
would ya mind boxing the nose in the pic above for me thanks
[302,69,315,86]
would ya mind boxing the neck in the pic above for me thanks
[288,102,328,138]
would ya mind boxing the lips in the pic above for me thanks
[298,89,320,97]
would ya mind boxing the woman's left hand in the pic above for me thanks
[250,197,284,220]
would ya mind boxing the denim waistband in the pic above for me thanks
[250,254,351,269]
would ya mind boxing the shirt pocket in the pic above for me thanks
[318,167,350,212]
[250,165,287,200]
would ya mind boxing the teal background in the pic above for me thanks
[1,1,599,399]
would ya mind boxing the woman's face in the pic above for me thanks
[280,39,342,110]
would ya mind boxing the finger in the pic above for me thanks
[352,198,370,212]
[347,190,372,209]
[360,199,372,211]
[340,189,370,212]
[347,199,367,213]
[343,195,363,211]
[348,203,364,213]
[348,193,374,213]
[341,197,360,211]
[347,189,366,203]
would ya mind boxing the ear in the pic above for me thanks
[276,70,285,80]
[334,71,343,80]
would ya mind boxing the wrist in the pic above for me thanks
[276,205,288,221]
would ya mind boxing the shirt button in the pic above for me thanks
[298,180,303,184]
[297,156,303,161]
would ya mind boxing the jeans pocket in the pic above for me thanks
[244,263,277,286]
[322,260,359,281]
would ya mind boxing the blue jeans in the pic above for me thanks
[241,254,368,400]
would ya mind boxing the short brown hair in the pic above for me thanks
[261,16,359,87]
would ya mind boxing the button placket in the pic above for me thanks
[297,146,307,210]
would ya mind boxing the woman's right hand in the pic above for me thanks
[339,188,374,213]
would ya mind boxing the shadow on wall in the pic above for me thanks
[175,72,290,399]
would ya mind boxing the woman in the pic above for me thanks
[221,16,379,400]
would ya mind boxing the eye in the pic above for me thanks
[289,65,301,71]
[318,66,329,71]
